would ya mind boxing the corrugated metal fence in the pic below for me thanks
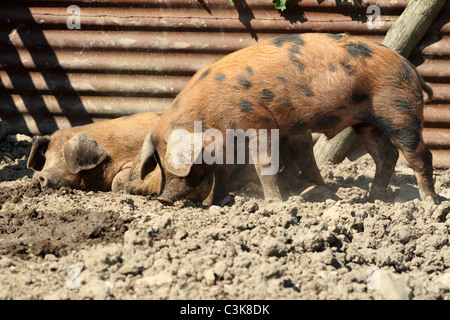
[0,0,449,167]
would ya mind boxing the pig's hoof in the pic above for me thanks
[218,194,234,207]
[424,194,440,205]
[157,197,174,206]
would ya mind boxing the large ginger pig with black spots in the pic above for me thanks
[140,33,439,205]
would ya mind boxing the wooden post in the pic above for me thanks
[313,0,447,165]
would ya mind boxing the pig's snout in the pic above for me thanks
[33,171,50,188]
[156,185,187,206]
[156,196,174,206]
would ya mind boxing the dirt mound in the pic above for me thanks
[0,172,130,259]
[0,201,129,259]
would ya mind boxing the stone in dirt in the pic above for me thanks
[204,268,216,286]
[322,205,340,220]
[378,270,413,300]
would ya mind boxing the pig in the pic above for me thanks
[27,112,162,192]
[140,33,439,206]
[27,107,321,201]
[135,132,324,204]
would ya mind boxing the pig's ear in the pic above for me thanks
[140,133,158,180]
[27,135,51,171]
[62,132,108,174]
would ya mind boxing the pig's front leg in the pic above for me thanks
[255,163,282,202]
[253,127,283,202]
[289,134,325,186]
[206,166,232,205]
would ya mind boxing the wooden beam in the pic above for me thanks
[382,0,447,58]
[313,0,447,165]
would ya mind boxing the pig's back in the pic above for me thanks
[56,112,161,159]
[163,33,420,135]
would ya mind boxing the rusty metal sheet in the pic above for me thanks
[424,105,450,125]
[419,36,450,57]
[1,7,397,33]
[0,49,222,73]
[4,30,275,52]
[399,149,450,169]
[0,71,190,95]
[415,59,450,79]
[5,29,387,52]
[17,0,413,8]
[429,150,450,169]
[428,84,450,102]
[2,114,133,135]
[4,2,446,34]
[1,94,171,116]
[427,150,449,170]
[423,128,450,148]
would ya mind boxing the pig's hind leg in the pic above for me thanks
[354,120,438,204]
[393,135,439,204]
[358,107,438,203]
[353,123,399,202]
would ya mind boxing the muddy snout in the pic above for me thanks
[155,175,190,206]
[156,178,213,206]
[32,171,50,188]
[32,170,65,189]
[156,196,174,206]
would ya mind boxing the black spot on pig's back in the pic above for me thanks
[327,33,345,40]
[272,34,305,47]
[298,85,315,97]
[261,89,275,102]
[238,76,252,89]
[198,68,211,81]
[345,42,372,58]
[399,60,415,82]
[238,99,253,112]
[214,73,226,82]
[351,90,370,104]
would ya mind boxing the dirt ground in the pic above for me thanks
[0,132,449,300]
